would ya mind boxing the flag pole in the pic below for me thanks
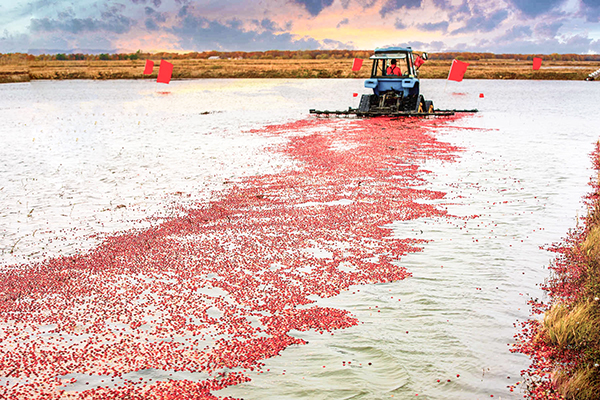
[444,59,454,92]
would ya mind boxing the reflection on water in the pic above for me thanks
[0,79,316,266]
[1,79,599,399]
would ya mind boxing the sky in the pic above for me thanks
[1,0,599,54]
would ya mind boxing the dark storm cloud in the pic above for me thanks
[177,4,190,17]
[394,18,406,29]
[141,4,168,30]
[534,21,563,38]
[432,0,450,8]
[104,3,127,13]
[496,25,532,42]
[145,18,159,30]
[451,9,509,34]
[507,0,566,17]
[145,7,166,21]
[250,18,288,32]
[449,1,472,21]
[289,0,335,16]
[102,16,135,33]
[260,19,282,32]
[429,0,475,24]
[428,40,446,50]
[1,1,49,27]
[336,18,349,28]
[581,0,600,21]
[1,0,72,24]
[417,21,449,32]
[172,11,324,51]
[30,17,119,34]
[30,5,136,35]
[582,0,600,8]
[357,0,378,8]
[430,0,469,20]
[379,0,423,17]
[226,18,244,30]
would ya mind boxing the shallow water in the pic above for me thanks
[1,78,599,399]
[219,80,600,399]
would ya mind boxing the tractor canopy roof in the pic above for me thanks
[371,47,413,59]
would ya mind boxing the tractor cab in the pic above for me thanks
[359,47,431,114]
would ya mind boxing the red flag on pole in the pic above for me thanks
[447,59,469,82]
[143,59,154,75]
[351,58,363,71]
[157,60,173,84]
[532,57,542,70]
[414,55,425,69]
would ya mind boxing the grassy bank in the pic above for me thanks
[513,142,600,399]
[1,57,599,83]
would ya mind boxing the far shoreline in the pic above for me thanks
[1,57,599,84]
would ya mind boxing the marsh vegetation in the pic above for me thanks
[1,51,599,83]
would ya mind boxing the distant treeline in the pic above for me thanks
[2,50,600,62]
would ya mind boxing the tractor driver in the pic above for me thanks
[386,59,401,76]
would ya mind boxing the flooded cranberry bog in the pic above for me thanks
[1,79,600,399]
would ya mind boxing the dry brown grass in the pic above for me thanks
[538,209,600,399]
[0,58,598,83]
[420,59,598,80]
[0,54,29,83]
[543,300,600,399]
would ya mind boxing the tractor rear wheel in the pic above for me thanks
[358,94,373,112]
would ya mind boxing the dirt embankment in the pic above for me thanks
[0,58,598,83]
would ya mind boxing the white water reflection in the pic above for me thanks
[0,79,319,266]
[2,79,599,399]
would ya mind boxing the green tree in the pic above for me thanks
[129,50,141,60]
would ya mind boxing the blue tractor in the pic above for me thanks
[358,46,433,115]
[310,46,464,117]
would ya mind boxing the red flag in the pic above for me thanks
[157,60,173,84]
[414,55,425,69]
[143,59,154,75]
[351,58,363,72]
[447,59,469,82]
[532,57,542,70]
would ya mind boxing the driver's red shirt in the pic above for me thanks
[386,65,401,76]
